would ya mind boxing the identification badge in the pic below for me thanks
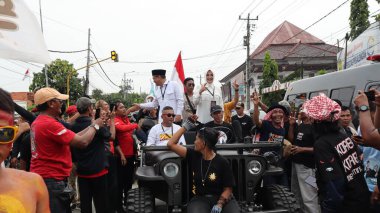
[211,101,216,107]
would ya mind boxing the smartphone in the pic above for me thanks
[95,108,101,119]
[364,90,375,101]
[109,103,116,112]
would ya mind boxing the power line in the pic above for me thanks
[118,46,243,64]
[281,0,350,44]
[48,49,87,53]
[90,49,119,87]
[0,64,27,77]
[257,0,279,16]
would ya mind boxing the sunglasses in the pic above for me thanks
[187,83,195,87]
[0,126,18,144]
[206,74,213,76]
[235,107,241,110]
[163,113,176,117]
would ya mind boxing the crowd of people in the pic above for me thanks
[0,68,380,213]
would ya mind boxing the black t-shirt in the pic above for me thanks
[258,120,285,142]
[186,148,234,197]
[203,121,235,144]
[314,132,370,212]
[232,114,254,138]
[292,123,315,168]
[71,116,111,176]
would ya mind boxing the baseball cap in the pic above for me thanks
[76,97,93,112]
[210,105,223,114]
[235,102,244,108]
[34,87,69,105]
[278,100,291,115]
[66,105,77,116]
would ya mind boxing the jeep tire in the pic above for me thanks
[259,184,300,213]
[126,188,154,213]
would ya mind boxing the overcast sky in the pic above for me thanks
[2,0,380,94]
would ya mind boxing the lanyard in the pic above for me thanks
[205,86,215,97]
[160,81,169,99]
[161,124,173,138]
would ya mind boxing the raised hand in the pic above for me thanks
[199,83,207,95]
[232,80,239,91]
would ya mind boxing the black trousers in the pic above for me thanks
[187,195,240,213]
[117,156,135,209]
[107,155,118,212]
[78,174,108,213]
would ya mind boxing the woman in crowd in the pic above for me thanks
[113,100,139,212]
[167,118,240,213]
[194,70,223,124]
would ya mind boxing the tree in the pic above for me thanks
[259,51,283,105]
[29,59,84,103]
[91,89,147,108]
[349,0,370,40]
[316,69,327,76]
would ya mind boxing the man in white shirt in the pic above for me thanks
[147,106,186,146]
[129,69,184,123]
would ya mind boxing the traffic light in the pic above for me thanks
[111,50,118,62]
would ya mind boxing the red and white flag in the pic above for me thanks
[170,51,185,91]
[22,69,29,81]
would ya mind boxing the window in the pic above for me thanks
[287,93,307,109]
[330,87,355,107]
[309,90,328,99]
[257,75,263,80]
[309,73,315,77]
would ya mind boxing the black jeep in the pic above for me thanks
[126,134,300,213]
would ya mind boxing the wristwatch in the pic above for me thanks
[359,105,369,112]
[90,123,99,131]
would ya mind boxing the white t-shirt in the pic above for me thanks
[147,123,186,146]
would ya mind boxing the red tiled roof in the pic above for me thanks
[252,21,324,58]
[252,43,339,60]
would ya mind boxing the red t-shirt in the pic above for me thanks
[30,115,76,180]
[115,116,138,157]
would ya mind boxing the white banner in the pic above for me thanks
[0,0,51,64]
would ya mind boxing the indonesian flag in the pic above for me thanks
[170,51,185,92]
[22,69,29,81]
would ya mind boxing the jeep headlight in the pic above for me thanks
[248,160,262,175]
[163,162,179,178]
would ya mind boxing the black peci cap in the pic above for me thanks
[152,69,166,76]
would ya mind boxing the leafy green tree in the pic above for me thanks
[91,89,147,108]
[349,0,370,40]
[30,59,84,103]
[316,69,327,76]
[259,51,283,105]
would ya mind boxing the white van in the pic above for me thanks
[284,63,380,112]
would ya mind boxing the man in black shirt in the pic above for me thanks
[232,102,254,139]
[288,109,319,213]
[204,105,235,144]
[71,97,112,213]
[304,94,369,213]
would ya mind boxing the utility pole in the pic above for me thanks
[344,33,350,69]
[239,13,258,109]
[196,74,203,85]
[84,28,91,95]
[122,73,134,99]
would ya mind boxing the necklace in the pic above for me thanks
[200,153,215,187]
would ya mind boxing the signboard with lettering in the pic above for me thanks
[337,22,380,70]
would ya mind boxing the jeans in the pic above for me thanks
[187,195,240,213]
[44,178,73,213]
